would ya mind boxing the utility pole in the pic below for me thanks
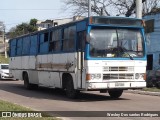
[136,0,142,19]
[102,0,106,16]
[0,23,7,59]
[100,7,103,16]
[100,8,106,16]
[145,0,148,13]
[3,27,7,58]
[88,0,91,17]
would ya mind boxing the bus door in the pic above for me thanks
[77,31,86,89]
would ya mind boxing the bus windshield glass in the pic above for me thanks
[89,28,144,58]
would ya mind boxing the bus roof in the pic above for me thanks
[9,16,144,40]
[88,16,144,27]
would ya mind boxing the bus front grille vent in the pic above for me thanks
[103,66,134,72]
[103,74,134,80]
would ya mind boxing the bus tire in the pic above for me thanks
[65,78,79,99]
[108,90,123,99]
[23,73,35,90]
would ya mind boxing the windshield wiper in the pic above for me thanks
[120,47,134,60]
[115,29,134,60]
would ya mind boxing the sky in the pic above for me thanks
[0,0,73,32]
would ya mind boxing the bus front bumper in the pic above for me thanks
[86,81,146,90]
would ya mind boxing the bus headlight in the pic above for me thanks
[91,74,101,80]
[135,73,140,79]
[91,74,96,80]
[86,74,101,81]
[97,74,101,79]
[135,73,145,80]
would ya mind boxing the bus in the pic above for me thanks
[9,16,147,99]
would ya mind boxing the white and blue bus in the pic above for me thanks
[9,16,147,98]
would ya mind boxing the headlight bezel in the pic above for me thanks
[135,73,145,80]
[91,74,101,80]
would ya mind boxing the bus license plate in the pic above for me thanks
[115,82,124,87]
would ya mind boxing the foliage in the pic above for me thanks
[0,100,31,111]
[29,18,37,26]
[0,21,4,38]
[62,0,160,17]
[8,19,38,39]
[143,87,160,92]
[0,55,9,63]
[0,100,60,120]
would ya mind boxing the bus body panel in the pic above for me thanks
[28,70,39,84]
[9,16,147,97]
[86,82,146,90]
[84,60,146,89]
[10,52,83,89]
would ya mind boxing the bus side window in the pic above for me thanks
[22,36,30,55]
[62,27,69,51]
[16,38,23,56]
[68,26,76,50]
[62,26,76,51]
[44,32,49,42]
[61,29,64,51]
[39,32,49,54]
[30,35,38,55]
[49,29,61,52]
[10,39,17,57]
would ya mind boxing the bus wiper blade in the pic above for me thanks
[120,47,134,60]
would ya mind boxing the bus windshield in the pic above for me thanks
[89,28,144,58]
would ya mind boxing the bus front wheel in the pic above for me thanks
[108,90,123,99]
[66,79,79,99]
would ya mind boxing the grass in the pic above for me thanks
[0,100,34,111]
[142,87,160,92]
[0,100,60,120]
[0,55,9,64]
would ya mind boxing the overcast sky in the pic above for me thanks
[0,0,72,31]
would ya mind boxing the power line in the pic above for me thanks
[5,23,21,25]
[0,9,60,11]
[5,14,74,25]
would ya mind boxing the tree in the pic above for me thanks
[143,0,160,15]
[63,0,111,16]
[29,18,37,26]
[110,0,160,16]
[0,21,4,36]
[8,19,38,39]
[62,0,160,17]
[0,21,5,43]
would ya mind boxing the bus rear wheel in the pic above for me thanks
[66,79,79,99]
[108,90,123,99]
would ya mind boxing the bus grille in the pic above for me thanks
[103,67,134,72]
[103,74,134,80]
